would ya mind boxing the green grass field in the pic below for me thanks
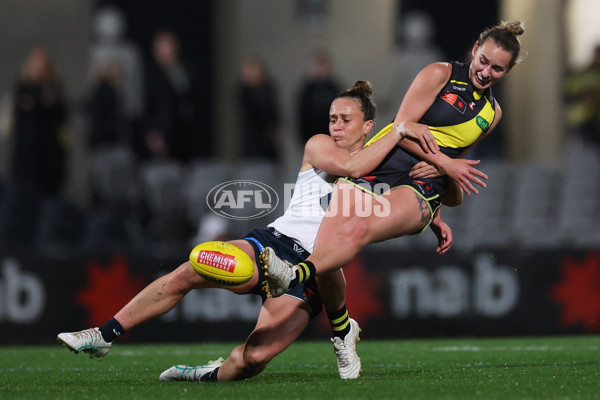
[1,335,598,400]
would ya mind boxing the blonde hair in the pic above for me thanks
[478,20,525,65]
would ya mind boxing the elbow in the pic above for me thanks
[442,190,463,207]
[442,197,462,207]
[345,166,368,179]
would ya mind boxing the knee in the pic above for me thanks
[242,344,272,372]
[167,262,200,294]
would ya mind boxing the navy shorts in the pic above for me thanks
[242,228,323,318]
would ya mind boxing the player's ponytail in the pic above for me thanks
[478,20,525,65]
[338,80,376,121]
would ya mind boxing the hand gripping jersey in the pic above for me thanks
[268,168,336,253]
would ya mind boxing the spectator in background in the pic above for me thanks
[297,49,342,142]
[237,55,280,161]
[10,46,67,195]
[88,5,144,148]
[564,44,600,148]
[85,61,127,147]
[142,30,207,162]
[380,11,443,126]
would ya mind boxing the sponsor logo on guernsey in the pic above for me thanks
[198,250,237,273]
[476,116,490,131]
[441,92,466,114]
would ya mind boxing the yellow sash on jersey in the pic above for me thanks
[364,123,394,147]
[365,94,494,150]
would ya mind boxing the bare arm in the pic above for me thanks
[303,130,402,178]
[430,207,452,254]
[304,123,438,178]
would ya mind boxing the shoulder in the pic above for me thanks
[411,62,452,93]
[420,62,453,83]
[301,134,335,170]
[304,134,334,152]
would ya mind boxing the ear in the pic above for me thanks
[363,120,374,135]
[505,61,517,74]
[471,40,480,59]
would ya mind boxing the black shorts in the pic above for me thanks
[338,146,446,232]
[242,228,323,318]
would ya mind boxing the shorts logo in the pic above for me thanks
[412,180,434,197]
[441,92,466,114]
[293,243,305,255]
[476,116,490,131]
[207,180,279,220]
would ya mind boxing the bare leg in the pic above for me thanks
[216,296,311,381]
[114,240,260,330]
[308,182,429,275]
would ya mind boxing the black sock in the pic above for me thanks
[290,261,316,287]
[98,318,125,342]
[328,306,350,339]
[200,367,220,382]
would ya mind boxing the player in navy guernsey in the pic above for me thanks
[57,81,441,381]
[261,21,526,300]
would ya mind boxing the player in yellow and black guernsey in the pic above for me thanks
[345,58,498,205]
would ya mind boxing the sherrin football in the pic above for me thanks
[189,241,254,286]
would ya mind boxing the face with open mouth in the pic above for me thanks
[469,39,514,93]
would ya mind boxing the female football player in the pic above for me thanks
[58,81,444,381]
[261,21,525,298]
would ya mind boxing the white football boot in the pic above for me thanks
[57,327,112,359]
[159,357,225,382]
[331,318,361,379]
[259,247,296,298]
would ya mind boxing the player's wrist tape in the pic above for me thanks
[395,121,406,139]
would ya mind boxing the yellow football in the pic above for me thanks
[189,241,254,286]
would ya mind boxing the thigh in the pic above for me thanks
[313,181,358,251]
[315,182,427,249]
[366,186,430,243]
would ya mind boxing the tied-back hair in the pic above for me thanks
[478,20,525,65]
[338,80,376,121]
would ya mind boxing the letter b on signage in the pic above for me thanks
[0,259,45,323]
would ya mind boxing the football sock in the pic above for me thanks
[328,306,351,339]
[99,318,125,342]
[200,367,220,382]
[290,261,316,287]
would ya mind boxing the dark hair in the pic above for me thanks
[337,80,376,121]
[478,20,525,65]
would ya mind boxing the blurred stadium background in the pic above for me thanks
[0,0,599,345]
